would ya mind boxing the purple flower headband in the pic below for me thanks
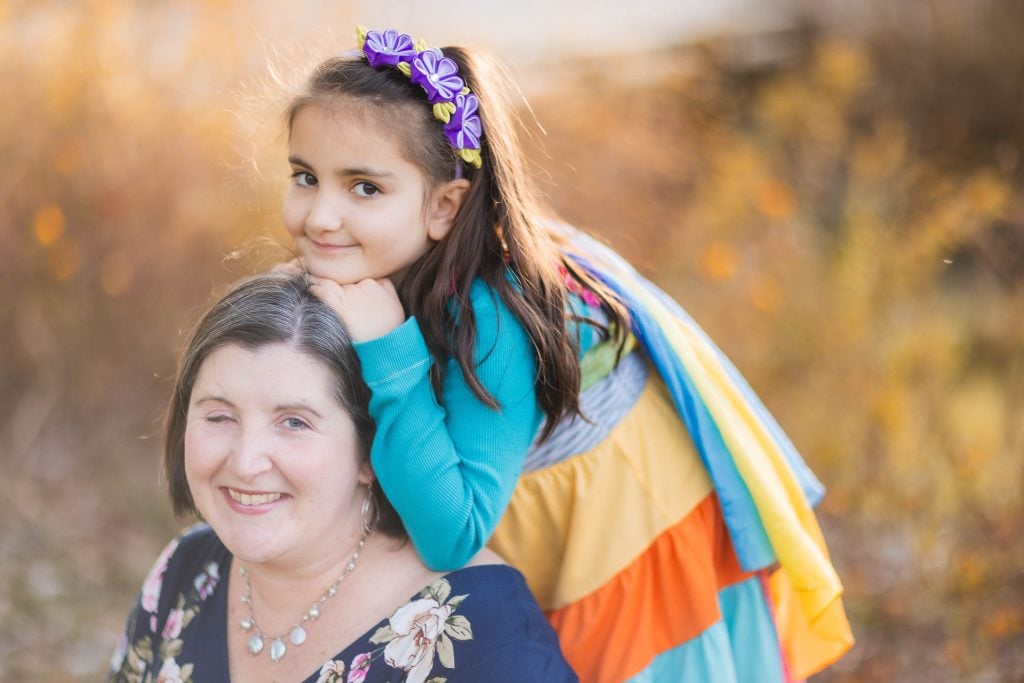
[357,26,483,170]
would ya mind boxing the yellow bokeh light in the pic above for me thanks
[749,276,781,313]
[33,204,66,246]
[757,179,796,220]
[700,241,738,281]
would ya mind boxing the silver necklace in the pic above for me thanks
[238,528,372,663]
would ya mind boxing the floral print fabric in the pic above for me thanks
[109,525,576,683]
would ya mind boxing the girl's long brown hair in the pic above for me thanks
[287,45,629,439]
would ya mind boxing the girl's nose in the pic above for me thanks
[306,191,344,234]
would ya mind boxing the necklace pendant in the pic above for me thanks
[240,617,253,631]
[269,638,287,662]
[247,634,264,655]
[290,625,307,646]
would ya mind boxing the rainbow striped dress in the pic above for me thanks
[488,229,853,681]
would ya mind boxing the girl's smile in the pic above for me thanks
[282,101,458,285]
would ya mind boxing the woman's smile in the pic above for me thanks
[222,487,289,513]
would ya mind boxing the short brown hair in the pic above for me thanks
[163,272,405,538]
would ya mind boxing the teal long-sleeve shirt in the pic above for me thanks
[353,279,597,571]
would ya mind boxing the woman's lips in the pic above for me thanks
[221,487,288,513]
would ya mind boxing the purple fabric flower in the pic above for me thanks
[445,93,482,151]
[410,48,464,104]
[362,29,417,68]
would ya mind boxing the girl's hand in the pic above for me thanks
[309,277,406,342]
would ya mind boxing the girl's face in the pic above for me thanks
[283,101,457,285]
[184,342,370,570]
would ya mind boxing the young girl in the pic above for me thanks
[280,26,853,682]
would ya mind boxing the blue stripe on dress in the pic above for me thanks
[644,281,825,507]
[564,238,777,573]
[523,350,648,473]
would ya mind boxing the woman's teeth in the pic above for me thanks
[229,490,283,506]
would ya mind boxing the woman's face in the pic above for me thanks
[184,342,370,569]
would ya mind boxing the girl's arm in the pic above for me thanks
[353,280,543,570]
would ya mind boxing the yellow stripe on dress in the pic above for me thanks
[490,375,713,611]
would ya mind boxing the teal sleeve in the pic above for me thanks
[353,281,543,571]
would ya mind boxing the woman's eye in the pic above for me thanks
[353,181,380,198]
[282,417,310,431]
[205,414,233,424]
[292,171,317,188]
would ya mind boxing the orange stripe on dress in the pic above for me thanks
[547,493,752,683]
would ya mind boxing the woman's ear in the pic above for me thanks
[357,461,375,487]
[427,178,470,241]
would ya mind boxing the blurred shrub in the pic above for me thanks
[523,4,1022,680]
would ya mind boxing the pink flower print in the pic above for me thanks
[315,659,346,683]
[347,652,372,683]
[141,537,180,614]
[156,657,185,683]
[192,562,220,601]
[383,597,453,683]
[161,607,185,640]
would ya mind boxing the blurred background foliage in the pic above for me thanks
[1,0,1021,680]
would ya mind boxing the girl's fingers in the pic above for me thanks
[272,261,302,275]
[309,282,341,306]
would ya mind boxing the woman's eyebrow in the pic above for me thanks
[194,395,234,407]
[276,402,325,419]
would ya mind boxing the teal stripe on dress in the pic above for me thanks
[626,577,785,683]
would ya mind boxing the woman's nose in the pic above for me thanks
[227,427,274,480]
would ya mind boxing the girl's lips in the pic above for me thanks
[309,239,356,251]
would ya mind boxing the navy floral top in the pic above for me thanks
[109,525,577,683]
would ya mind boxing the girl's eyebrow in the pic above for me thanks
[287,155,395,179]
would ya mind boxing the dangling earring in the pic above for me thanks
[361,484,379,537]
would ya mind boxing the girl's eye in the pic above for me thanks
[292,171,318,188]
[205,414,234,424]
[353,181,380,198]
[282,416,311,431]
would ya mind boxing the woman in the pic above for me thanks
[108,272,576,682]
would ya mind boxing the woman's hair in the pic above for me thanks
[164,272,405,538]
[286,44,628,438]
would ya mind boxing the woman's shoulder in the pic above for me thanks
[353,564,574,682]
[433,565,577,680]
[163,523,224,571]
[141,524,227,615]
